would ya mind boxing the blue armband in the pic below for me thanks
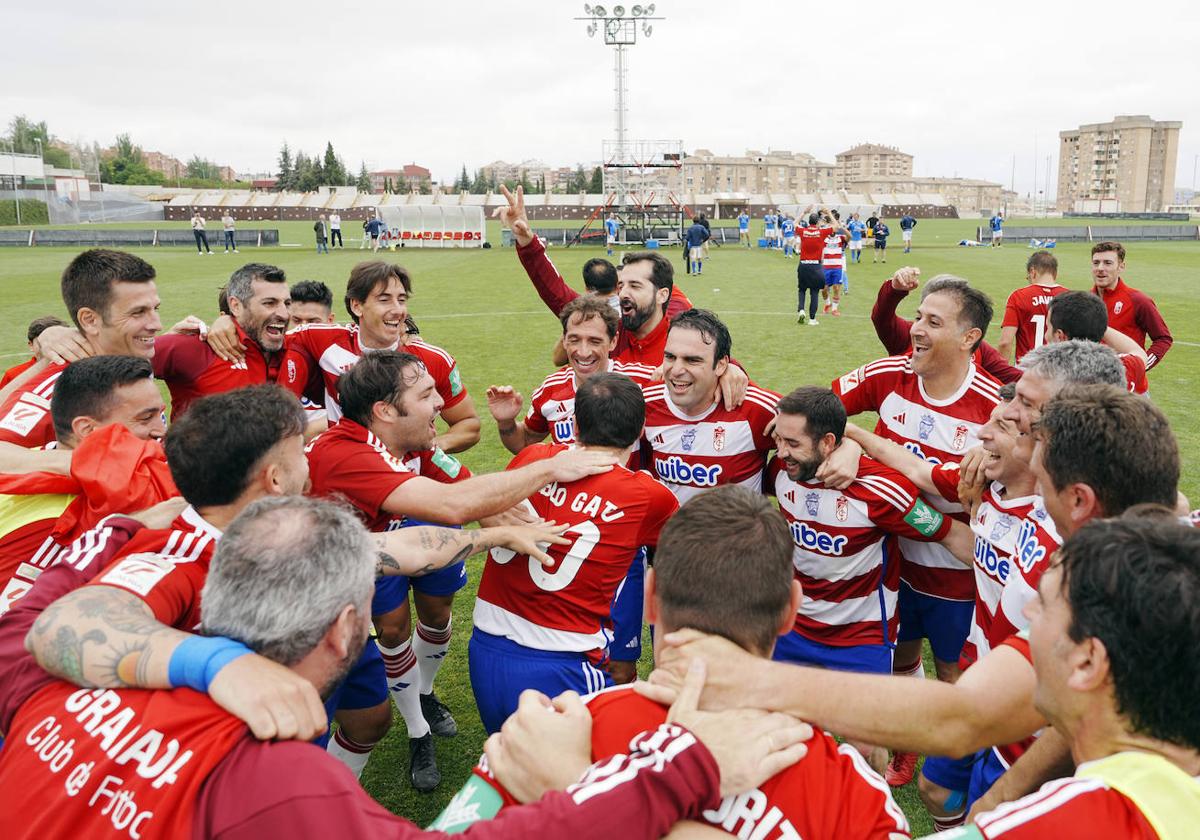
[167,636,253,692]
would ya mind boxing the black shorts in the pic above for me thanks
[797,263,825,290]
[874,239,888,250]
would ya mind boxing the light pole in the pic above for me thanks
[6,141,20,225]
[577,4,665,208]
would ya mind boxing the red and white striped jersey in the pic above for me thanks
[771,456,953,647]
[0,362,65,448]
[640,383,779,506]
[972,772,1165,839]
[833,355,1001,600]
[525,360,657,445]
[282,324,468,423]
[931,466,1061,667]
[822,232,848,270]
[474,443,677,660]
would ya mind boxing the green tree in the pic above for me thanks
[519,170,532,194]
[418,177,432,195]
[456,164,470,191]
[99,134,163,185]
[5,116,70,167]
[470,168,488,193]
[569,164,587,192]
[323,142,347,186]
[356,162,372,193]
[276,142,295,190]
[186,156,221,180]
[589,165,604,193]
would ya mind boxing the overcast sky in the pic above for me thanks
[4,0,1196,197]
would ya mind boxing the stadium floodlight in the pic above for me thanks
[643,23,652,35]
[584,3,593,13]
[632,4,644,16]
[613,5,625,16]
[593,4,606,15]
[587,22,597,36]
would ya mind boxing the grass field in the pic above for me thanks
[0,217,1197,836]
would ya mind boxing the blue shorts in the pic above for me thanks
[608,548,646,663]
[967,747,1007,810]
[371,518,470,615]
[824,268,844,286]
[896,580,973,664]
[771,630,893,674]
[328,637,390,714]
[468,629,612,734]
[922,751,979,796]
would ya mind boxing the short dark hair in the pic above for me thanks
[345,262,412,324]
[1091,241,1126,262]
[1056,518,1200,750]
[1026,250,1058,277]
[668,308,731,367]
[1036,384,1178,516]
[164,386,306,507]
[27,315,67,344]
[560,295,619,340]
[338,350,424,427]
[808,212,820,226]
[60,249,156,329]
[776,386,847,445]
[1048,291,1108,342]
[227,263,287,305]
[922,276,994,352]
[620,251,674,306]
[50,355,154,443]
[654,486,794,654]
[290,280,335,310]
[582,258,618,294]
[574,372,645,449]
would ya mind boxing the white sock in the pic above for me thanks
[895,659,926,680]
[376,639,430,738]
[832,301,839,311]
[327,728,376,779]
[413,617,452,696]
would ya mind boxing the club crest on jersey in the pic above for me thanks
[804,492,820,517]
[287,359,297,382]
[712,425,726,452]
[952,424,969,451]
[835,495,849,522]
[1114,301,1124,315]
[918,414,935,442]
[990,514,1014,542]
[681,428,697,452]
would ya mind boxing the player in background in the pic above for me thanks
[604,212,620,256]
[989,212,1004,247]
[737,207,751,247]
[899,214,917,253]
[470,372,678,732]
[306,351,617,789]
[797,212,833,326]
[821,221,848,316]
[1089,240,1173,370]
[487,296,656,454]
[641,309,778,506]
[848,212,867,264]
[0,316,66,388]
[872,216,891,263]
[996,250,1066,363]
[769,386,975,774]
[685,216,709,276]
[764,208,777,248]
[781,213,796,257]
[288,279,337,328]
[829,275,1001,787]
[0,356,169,613]
[1042,291,1148,393]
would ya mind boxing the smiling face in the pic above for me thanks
[100,377,168,442]
[1003,370,1058,437]
[352,277,409,349]
[909,291,973,378]
[1022,559,1077,729]
[772,412,830,483]
[1090,249,1124,292]
[392,363,443,452]
[616,261,668,334]
[230,279,291,353]
[977,402,1027,485]
[662,326,727,415]
[90,280,163,359]
[563,312,617,381]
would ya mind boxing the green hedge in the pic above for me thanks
[0,199,49,226]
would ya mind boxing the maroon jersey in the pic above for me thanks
[474,443,677,660]
[525,361,657,445]
[1001,283,1067,361]
[305,418,470,531]
[1093,278,1173,369]
[153,327,280,419]
[0,362,65,448]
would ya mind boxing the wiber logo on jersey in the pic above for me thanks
[553,419,574,442]
[654,456,721,487]
[789,520,849,555]
[973,536,1011,583]
[1015,518,1048,574]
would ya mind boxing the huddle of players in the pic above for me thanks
[0,192,1193,839]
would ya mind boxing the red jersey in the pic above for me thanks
[305,418,470,532]
[525,360,657,445]
[799,225,833,263]
[152,327,280,418]
[474,443,677,659]
[833,355,1001,600]
[930,466,1060,668]
[87,505,222,632]
[0,488,74,615]
[1093,278,1173,369]
[0,356,36,388]
[284,325,467,423]
[612,312,671,366]
[972,774,1161,839]
[771,456,952,647]
[0,361,64,448]
[1121,353,1149,394]
[583,687,912,839]
[1001,283,1067,361]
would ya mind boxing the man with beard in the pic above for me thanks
[1088,241,1172,371]
[487,296,657,453]
[153,263,291,419]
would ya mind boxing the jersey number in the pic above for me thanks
[1030,314,1047,348]
[489,520,600,592]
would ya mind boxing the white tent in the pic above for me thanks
[377,204,485,249]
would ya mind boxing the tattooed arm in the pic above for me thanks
[374,521,570,577]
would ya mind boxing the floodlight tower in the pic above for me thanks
[578,4,664,208]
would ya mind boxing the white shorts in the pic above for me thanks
[850,240,863,250]
[902,229,913,241]
[690,245,705,260]
[992,229,1002,240]
[607,234,617,245]
[739,228,750,236]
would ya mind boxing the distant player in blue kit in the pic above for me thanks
[685,217,710,275]
[847,213,866,263]
[989,211,1004,247]
[738,208,751,247]
[781,214,796,257]
[764,210,777,248]
[900,213,917,253]
[604,212,621,255]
